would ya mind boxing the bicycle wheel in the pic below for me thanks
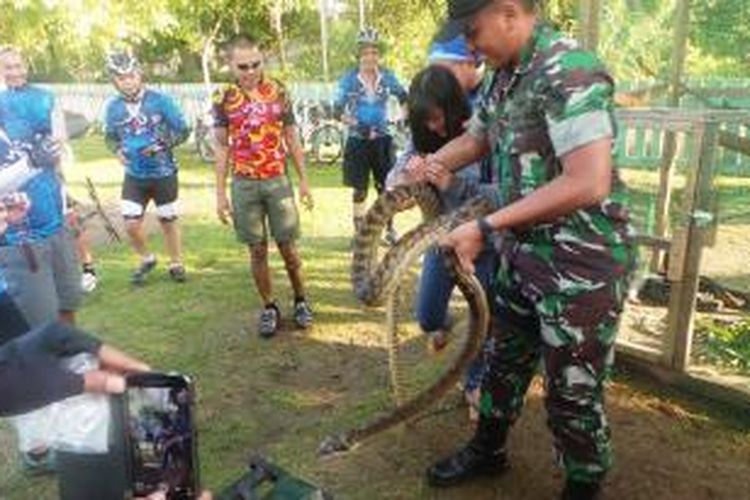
[195,127,215,164]
[311,124,343,166]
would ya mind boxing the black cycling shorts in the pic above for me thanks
[121,174,179,220]
[342,135,394,194]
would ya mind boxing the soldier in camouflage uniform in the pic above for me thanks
[404,1,635,499]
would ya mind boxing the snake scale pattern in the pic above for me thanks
[318,183,494,456]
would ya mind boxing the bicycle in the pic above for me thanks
[297,100,344,167]
[193,111,215,164]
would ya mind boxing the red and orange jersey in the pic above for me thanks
[212,78,296,179]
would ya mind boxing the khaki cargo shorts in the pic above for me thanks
[230,175,300,245]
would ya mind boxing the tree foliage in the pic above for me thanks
[0,0,747,83]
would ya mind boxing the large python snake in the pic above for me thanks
[318,183,494,456]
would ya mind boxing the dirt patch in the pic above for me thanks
[306,377,750,499]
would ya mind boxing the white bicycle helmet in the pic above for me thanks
[105,52,141,76]
[356,27,380,47]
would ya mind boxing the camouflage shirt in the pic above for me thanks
[468,23,633,285]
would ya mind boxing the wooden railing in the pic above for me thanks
[614,108,750,372]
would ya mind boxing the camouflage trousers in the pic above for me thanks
[479,238,633,483]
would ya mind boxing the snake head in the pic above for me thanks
[317,434,352,457]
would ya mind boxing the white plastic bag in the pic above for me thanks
[10,353,111,454]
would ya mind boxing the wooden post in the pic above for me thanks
[650,0,691,273]
[664,121,719,371]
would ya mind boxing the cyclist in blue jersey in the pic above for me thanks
[103,52,190,285]
[334,28,407,244]
[0,47,82,327]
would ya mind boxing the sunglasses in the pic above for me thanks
[236,61,262,72]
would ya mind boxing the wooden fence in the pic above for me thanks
[615,109,749,379]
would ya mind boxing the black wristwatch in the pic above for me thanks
[476,216,494,243]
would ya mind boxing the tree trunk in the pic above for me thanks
[318,0,329,81]
[578,0,602,52]
[271,0,287,71]
[358,0,366,29]
[202,17,224,96]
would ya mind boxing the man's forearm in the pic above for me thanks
[167,126,191,149]
[214,146,229,195]
[434,133,488,173]
[284,128,308,183]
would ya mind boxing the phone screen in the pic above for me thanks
[124,374,198,500]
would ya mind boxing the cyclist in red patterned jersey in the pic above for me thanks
[213,35,313,339]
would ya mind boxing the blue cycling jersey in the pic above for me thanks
[0,86,64,244]
[0,85,54,142]
[104,89,189,179]
[334,68,407,139]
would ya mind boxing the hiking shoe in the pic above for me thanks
[81,265,98,293]
[293,300,313,329]
[21,448,57,476]
[561,480,602,500]
[168,264,187,283]
[426,441,509,487]
[258,304,280,338]
[130,256,157,286]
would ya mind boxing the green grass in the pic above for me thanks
[694,319,750,375]
[1,136,749,499]
[0,135,419,499]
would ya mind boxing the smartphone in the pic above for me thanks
[122,372,200,500]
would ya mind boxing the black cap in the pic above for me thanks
[437,0,493,41]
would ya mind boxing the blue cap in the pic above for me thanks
[428,34,477,64]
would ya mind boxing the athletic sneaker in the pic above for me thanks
[81,265,98,293]
[258,304,280,338]
[131,256,157,286]
[168,263,187,283]
[293,299,313,329]
[21,448,57,476]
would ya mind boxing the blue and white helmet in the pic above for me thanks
[105,52,141,77]
[356,27,380,47]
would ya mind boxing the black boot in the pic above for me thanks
[561,479,602,500]
[426,417,509,487]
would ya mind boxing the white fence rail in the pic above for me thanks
[43,82,339,125]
